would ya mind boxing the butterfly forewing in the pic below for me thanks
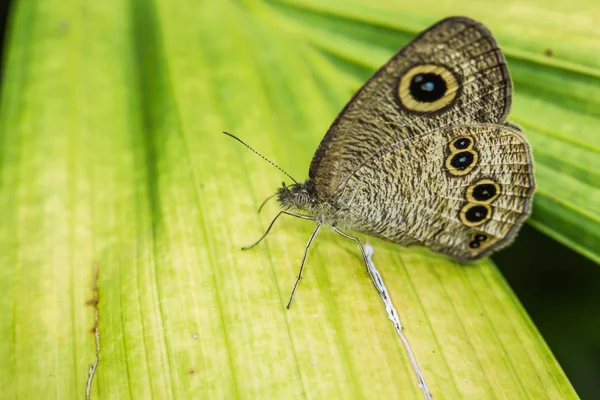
[309,17,512,198]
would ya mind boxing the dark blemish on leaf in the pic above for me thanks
[544,48,554,57]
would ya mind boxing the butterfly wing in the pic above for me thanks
[334,123,534,261]
[310,16,512,197]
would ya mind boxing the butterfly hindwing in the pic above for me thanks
[310,17,512,197]
[335,123,534,260]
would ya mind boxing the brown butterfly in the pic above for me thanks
[225,16,535,307]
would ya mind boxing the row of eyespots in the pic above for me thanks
[397,64,459,113]
[460,179,502,227]
[445,135,478,176]
[468,232,489,249]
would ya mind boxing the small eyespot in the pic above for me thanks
[466,179,501,204]
[468,240,480,249]
[450,136,473,151]
[398,64,459,112]
[474,234,488,242]
[450,152,474,170]
[467,232,497,253]
[445,149,478,176]
[473,184,497,201]
[460,204,491,227]
[466,205,488,222]
[454,138,470,149]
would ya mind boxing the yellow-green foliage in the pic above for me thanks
[1,0,596,398]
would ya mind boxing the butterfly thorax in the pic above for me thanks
[277,179,339,223]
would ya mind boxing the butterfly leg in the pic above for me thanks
[242,211,314,250]
[332,227,385,296]
[287,223,322,309]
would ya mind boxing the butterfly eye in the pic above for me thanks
[466,179,501,204]
[398,64,459,112]
[460,204,491,227]
[296,192,309,207]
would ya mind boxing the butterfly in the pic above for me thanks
[225,16,535,307]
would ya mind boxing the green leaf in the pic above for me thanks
[0,0,584,399]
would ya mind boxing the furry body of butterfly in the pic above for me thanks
[276,16,535,262]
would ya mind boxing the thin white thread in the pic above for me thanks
[364,243,432,400]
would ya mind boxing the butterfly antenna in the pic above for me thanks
[222,131,298,184]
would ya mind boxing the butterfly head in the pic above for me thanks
[276,179,317,212]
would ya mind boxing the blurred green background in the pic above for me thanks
[493,226,600,398]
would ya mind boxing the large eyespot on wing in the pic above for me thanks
[425,123,535,261]
[309,16,512,198]
[397,64,460,113]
